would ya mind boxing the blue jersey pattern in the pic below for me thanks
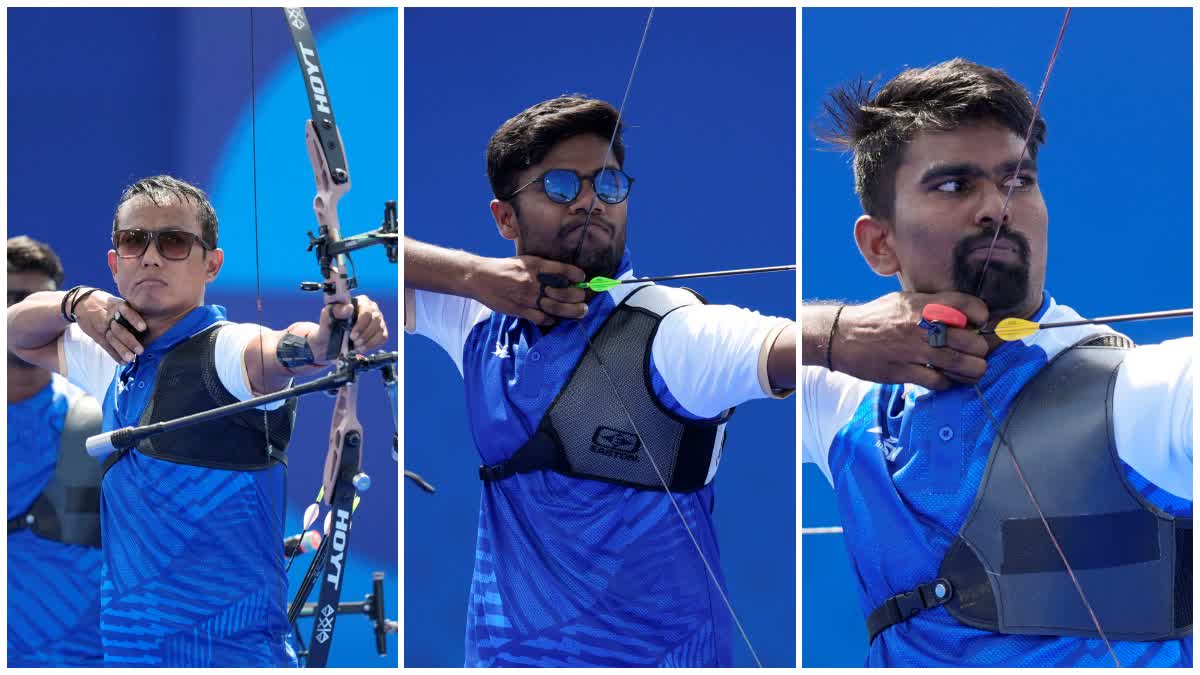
[460,252,735,667]
[7,376,104,666]
[97,306,296,667]
[828,295,1191,667]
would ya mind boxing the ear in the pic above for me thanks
[853,214,900,277]
[490,199,519,241]
[203,248,224,282]
[107,250,119,280]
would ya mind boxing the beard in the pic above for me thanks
[951,228,1032,314]
[518,217,624,281]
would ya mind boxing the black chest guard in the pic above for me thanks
[868,335,1191,643]
[7,394,104,548]
[479,284,733,492]
[101,323,297,475]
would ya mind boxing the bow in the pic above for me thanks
[264,8,399,666]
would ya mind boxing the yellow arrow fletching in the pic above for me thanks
[993,317,1040,341]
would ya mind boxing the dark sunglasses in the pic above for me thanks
[504,168,634,205]
[112,229,213,261]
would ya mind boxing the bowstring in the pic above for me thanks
[969,9,1120,667]
[250,8,305,584]
[569,8,764,666]
[974,9,1071,297]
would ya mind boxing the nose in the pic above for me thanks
[568,176,605,216]
[975,180,1011,229]
[140,236,165,266]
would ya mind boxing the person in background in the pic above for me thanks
[8,235,104,666]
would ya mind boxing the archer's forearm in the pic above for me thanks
[245,323,326,395]
[766,323,797,390]
[7,291,73,350]
[403,237,486,298]
[800,302,843,368]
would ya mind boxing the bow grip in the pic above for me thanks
[324,298,360,362]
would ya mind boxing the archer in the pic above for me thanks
[6,176,391,667]
[7,236,104,666]
[404,96,796,666]
[800,58,1192,666]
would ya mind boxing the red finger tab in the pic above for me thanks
[921,303,968,328]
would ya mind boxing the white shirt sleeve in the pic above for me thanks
[404,288,491,377]
[1112,336,1194,500]
[214,323,288,410]
[800,365,875,486]
[648,303,793,419]
[60,323,119,401]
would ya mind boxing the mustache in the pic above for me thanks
[561,218,613,238]
[954,227,1031,264]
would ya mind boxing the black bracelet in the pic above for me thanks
[826,304,845,372]
[60,285,85,323]
[69,288,99,322]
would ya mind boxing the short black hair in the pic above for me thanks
[8,235,65,287]
[818,58,1046,220]
[112,175,219,250]
[487,95,626,200]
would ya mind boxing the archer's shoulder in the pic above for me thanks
[620,283,703,314]
[1126,336,1195,369]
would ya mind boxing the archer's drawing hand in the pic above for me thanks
[472,255,588,327]
[75,290,148,365]
[310,295,390,361]
[835,291,989,390]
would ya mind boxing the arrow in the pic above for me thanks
[575,264,796,293]
[983,308,1193,342]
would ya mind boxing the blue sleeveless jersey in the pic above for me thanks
[829,295,1191,667]
[8,375,104,666]
[96,306,296,667]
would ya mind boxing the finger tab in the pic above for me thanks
[921,303,968,328]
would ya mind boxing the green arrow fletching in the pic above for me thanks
[577,276,622,292]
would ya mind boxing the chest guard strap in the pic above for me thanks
[7,395,104,548]
[479,284,732,492]
[102,323,297,475]
[868,334,1191,643]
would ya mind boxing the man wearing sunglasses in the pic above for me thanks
[7,236,104,666]
[404,95,796,666]
[7,175,391,666]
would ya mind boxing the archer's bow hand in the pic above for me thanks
[471,255,588,328]
[309,295,390,363]
[813,291,990,390]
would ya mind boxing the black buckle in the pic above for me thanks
[868,578,954,644]
[892,588,927,620]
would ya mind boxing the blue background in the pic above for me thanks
[403,7,796,667]
[7,8,398,667]
[802,7,1193,666]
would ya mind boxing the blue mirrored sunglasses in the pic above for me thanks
[504,168,634,205]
